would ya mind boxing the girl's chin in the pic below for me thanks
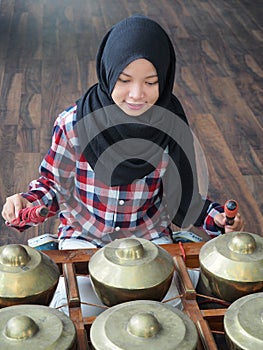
[119,102,151,116]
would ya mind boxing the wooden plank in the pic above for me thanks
[63,263,81,308]
[205,77,263,173]
[45,242,204,268]
[13,152,41,192]
[235,70,262,128]
[4,73,22,125]
[201,309,226,333]
[192,113,263,236]
[244,175,263,214]
[174,254,218,349]
[174,255,196,299]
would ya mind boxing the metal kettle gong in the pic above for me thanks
[199,231,263,302]
[0,244,60,307]
[224,292,263,350]
[89,237,174,306]
[0,304,77,349]
[90,299,198,350]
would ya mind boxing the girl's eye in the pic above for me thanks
[118,78,130,83]
[146,81,158,86]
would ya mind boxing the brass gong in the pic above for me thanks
[0,304,77,349]
[0,244,60,307]
[90,299,198,350]
[89,238,174,306]
[224,292,263,350]
[199,232,263,302]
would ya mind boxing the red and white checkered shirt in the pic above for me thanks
[22,105,223,246]
[22,105,176,246]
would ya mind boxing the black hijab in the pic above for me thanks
[76,15,209,227]
[76,15,186,183]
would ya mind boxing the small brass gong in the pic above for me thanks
[89,238,174,306]
[90,300,198,350]
[0,244,60,307]
[199,232,263,302]
[224,292,263,350]
[0,304,77,349]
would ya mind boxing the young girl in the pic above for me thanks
[2,15,243,249]
[2,14,244,317]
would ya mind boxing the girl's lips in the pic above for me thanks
[125,102,146,110]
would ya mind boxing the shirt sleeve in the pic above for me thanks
[21,110,76,218]
[203,202,224,237]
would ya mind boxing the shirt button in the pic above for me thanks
[119,200,125,206]
[115,226,120,231]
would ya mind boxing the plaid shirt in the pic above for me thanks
[22,105,223,246]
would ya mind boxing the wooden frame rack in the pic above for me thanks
[45,243,227,350]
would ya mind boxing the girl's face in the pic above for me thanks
[111,59,159,116]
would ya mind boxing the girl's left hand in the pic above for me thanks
[214,212,245,233]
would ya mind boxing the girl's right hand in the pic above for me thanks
[1,194,33,224]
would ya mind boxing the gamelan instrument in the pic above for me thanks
[45,237,263,350]
[88,237,174,306]
[224,292,263,350]
[0,244,60,307]
[199,231,263,302]
[0,304,77,349]
[1,228,263,349]
[90,299,198,350]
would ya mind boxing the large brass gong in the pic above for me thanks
[224,292,263,350]
[89,238,174,306]
[199,232,263,302]
[90,300,198,350]
[0,244,60,307]
[0,304,77,349]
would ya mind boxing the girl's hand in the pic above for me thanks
[214,212,244,233]
[2,194,33,224]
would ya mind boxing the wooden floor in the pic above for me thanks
[0,0,262,246]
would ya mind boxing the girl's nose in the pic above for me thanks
[128,83,144,100]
